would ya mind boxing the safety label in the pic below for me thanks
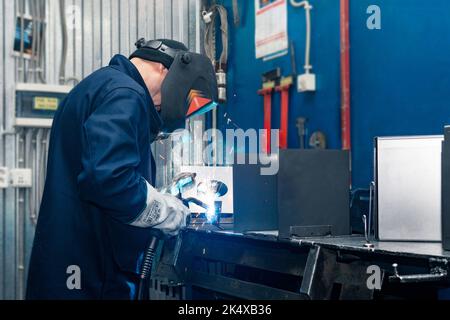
[255,0,289,60]
[34,97,59,111]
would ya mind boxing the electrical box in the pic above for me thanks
[297,73,316,92]
[0,168,33,189]
[9,169,33,188]
[15,83,72,128]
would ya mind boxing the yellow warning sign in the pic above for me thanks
[34,97,59,111]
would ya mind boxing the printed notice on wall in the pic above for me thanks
[255,0,288,60]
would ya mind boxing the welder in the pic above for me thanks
[26,39,217,300]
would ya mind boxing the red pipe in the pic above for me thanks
[258,87,273,154]
[279,88,289,149]
[276,82,292,150]
[340,0,351,151]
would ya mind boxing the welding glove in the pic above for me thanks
[130,181,190,237]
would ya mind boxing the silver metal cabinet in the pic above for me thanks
[375,136,443,242]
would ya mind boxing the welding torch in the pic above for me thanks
[137,172,213,300]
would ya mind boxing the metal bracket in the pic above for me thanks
[389,258,449,284]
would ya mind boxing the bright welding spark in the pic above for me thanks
[203,192,218,223]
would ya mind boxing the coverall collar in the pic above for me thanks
[109,54,163,134]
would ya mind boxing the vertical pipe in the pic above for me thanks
[340,0,351,151]
[15,130,25,299]
[4,0,17,299]
[110,0,119,59]
[92,0,102,69]
[0,0,5,298]
[119,0,130,55]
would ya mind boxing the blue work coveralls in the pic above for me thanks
[26,54,163,300]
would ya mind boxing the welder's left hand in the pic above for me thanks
[151,194,191,237]
[130,181,190,237]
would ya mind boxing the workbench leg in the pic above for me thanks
[300,246,337,300]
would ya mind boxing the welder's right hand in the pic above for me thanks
[129,181,190,237]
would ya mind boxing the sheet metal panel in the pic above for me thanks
[376,136,443,242]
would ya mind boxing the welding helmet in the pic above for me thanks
[130,39,218,133]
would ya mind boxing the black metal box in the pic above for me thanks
[278,150,350,239]
[233,163,278,233]
[442,127,450,251]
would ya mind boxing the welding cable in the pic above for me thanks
[290,0,313,74]
[204,5,228,69]
[137,234,160,300]
[203,5,228,162]
[137,196,207,300]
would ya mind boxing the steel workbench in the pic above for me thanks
[150,228,450,300]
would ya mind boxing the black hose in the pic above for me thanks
[135,197,202,300]
[136,235,159,301]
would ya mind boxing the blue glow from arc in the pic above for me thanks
[204,193,219,223]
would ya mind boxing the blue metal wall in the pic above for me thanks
[219,0,450,188]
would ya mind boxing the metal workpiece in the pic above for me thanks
[278,149,351,239]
